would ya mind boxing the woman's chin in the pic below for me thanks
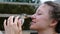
[30,25,37,30]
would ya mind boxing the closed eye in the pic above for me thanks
[37,13,42,15]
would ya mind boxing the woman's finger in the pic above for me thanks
[4,19,7,29]
[8,16,14,25]
[18,19,22,30]
[14,16,19,24]
[7,16,10,26]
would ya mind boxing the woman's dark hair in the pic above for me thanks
[44,1,60,33]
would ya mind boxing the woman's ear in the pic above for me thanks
[50,19,58,27]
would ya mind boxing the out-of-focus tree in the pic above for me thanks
[0,4,35,15]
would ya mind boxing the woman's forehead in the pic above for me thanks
[36,4,53,13]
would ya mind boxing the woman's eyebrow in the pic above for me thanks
[37,9,43,13]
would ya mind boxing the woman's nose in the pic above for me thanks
[31,14,36,19]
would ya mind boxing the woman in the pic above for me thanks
[4,1,60,34]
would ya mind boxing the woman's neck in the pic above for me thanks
[37,28,58,34]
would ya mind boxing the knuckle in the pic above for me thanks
[9,24,13,26]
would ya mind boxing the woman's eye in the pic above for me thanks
[37,13,42,15]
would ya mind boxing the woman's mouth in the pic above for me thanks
[30,21,36,25]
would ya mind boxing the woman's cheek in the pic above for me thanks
[36,16,49,28]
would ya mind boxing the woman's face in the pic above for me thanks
[30,4,54,30]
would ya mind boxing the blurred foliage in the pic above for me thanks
[0,4,35,15]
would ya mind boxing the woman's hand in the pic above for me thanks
[4,16,22,34]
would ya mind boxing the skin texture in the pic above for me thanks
[4,4,58,34]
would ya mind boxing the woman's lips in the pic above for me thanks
[30,21,36,25]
